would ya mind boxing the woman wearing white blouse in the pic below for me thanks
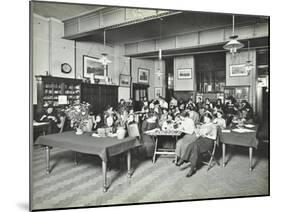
[177,113,217,177]
[175,112,197,166]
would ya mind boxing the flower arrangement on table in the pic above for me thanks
[64,102,91,134]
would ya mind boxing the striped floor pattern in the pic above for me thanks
[31,145,269,210]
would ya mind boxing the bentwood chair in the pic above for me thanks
[202,127,221,171]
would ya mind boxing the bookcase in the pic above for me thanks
[35,75,119,116]
[35,75,83,114]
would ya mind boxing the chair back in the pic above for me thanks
[127,123,140,138]
[59,116,66,133]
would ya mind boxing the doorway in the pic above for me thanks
[132,83,149,111]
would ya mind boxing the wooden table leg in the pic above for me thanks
[152,137,158,164]
[46,146,50,174]
[174,136,178,163]
[127,150,132,178]
[74,152,78,165]
[222,143,226,167]
[102,160,108,192]
[249,147,253,171]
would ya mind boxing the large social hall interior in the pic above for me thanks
[30,1,269,210]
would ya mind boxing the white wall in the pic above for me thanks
[226,50,256,107]
[32,14,75,104]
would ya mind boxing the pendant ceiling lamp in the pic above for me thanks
[98,30,112,66]
[223,14,244,55]
[245,40,254,72]
[158,18,163,61]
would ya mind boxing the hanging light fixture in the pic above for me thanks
[245,40,254,72]
[98,30,112,67]
[223,14,244,55]
[158,18,163,61]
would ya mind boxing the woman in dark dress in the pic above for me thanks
[141,112,160,158]
[39,105,60,134]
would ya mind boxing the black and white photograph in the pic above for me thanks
[83,55,107,80]
[29,0,270,211]
[138,68,150,84]
[177,68,192,79]
[119,74,131,87]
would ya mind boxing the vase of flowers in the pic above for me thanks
[115,112,128,139]
[64,102,91,135]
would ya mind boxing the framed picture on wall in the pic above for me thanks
[138,68,149,84]
[230,64,249,77]
[83,55,107,80]
[119,74,131,87]
[154,87,163,98]
[177,68,192,79]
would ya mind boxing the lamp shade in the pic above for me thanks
[223,38,244,54]
[98,53,112,66]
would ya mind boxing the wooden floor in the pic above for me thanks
[31,143,269,210]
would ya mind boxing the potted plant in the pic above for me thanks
[64,102,91,135]
[115,112,128,139]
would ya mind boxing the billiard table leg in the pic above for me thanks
[222,143,226,167]
[46,146,50,174]
[127,150,132,178]
[102,160,108,192]
[249,147,253,171]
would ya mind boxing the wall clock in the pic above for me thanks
[61,63,72,74]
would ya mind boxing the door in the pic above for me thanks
[133,83,149,111]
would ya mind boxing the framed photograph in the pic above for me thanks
[119,74,131,87]
[177,68,192,79]
[154,87,163,98]
[83,55,107,80]
[230,64,249,77]
[138,68,149,84]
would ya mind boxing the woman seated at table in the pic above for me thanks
[239,100,254,123]
[175,111,197,166]
[161,112,175,131]
[178,113,217,177]
[213,109,226,129]
[186,105,200,125]
[92,114,103,131]
[141,112,160,158]
[39,104,60,134]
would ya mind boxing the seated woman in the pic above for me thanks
[39,104,60,134]
[213,109,226,129]
[92,114,103,131]
[239,100,254,123]
[175,111,197,166]
[186,105,200,125]
[141,112,160,158]
[179,113,217,177]
[161,112,175,131]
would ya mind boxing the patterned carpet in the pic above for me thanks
[31,143,269,210]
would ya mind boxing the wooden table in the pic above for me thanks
[35,131,141,192]
[220,127,258,171]
[145,130,182,163]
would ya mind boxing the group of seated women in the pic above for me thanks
[37,95,254,177]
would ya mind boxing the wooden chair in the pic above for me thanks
[202,127,221,171]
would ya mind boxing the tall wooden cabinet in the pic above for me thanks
[36,75,119,115]
[81,83,119,114]
[35,75,82,114]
